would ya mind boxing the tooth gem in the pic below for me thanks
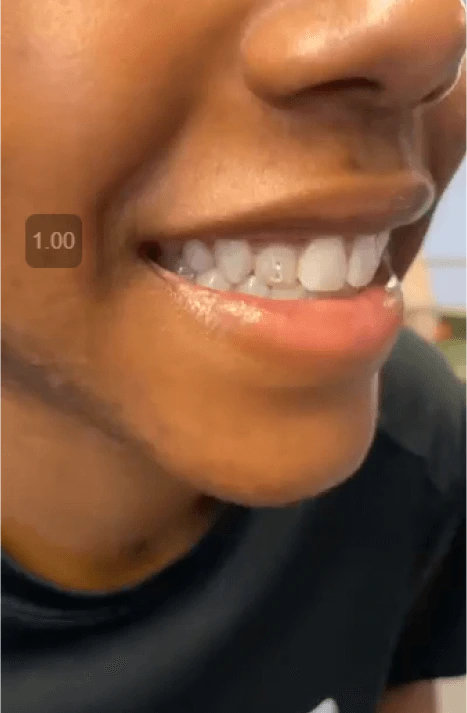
[254,244,298,287]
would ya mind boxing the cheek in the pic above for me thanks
[1,198,94,365]
[2,1,224,206]
[1,3,220,358]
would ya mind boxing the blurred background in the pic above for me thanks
[403,159,466,381]
[402,159,466,713]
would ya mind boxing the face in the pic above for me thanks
[2,0,465,506]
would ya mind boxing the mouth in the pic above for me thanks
[137,230,403,361]
[140,231,391,298]
[132,173,431,362]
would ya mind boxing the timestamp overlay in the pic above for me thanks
[25,214,82,268]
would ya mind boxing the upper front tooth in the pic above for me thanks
[254,244,298,287]
[214,239,253,285]
[376,232,390,259]
[182,239,214,274]
[346,235,380,288]
[298,237,347,292]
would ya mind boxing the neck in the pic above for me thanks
[2,388,218,592]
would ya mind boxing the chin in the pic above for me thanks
[185,456,369,508]
[168,420,377,508]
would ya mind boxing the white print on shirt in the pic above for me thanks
[308,699,339,713]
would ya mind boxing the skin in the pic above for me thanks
[1,3,465,705]
[2,0,465,574]
[377,680,437,713]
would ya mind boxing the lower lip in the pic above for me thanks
[159,267,403,362]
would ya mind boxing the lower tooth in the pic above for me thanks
[196,268,232,291]
[385,273,400,293]
[269,284,307,300]
[381,246,402,299]
[237,275,270,297]
[384,272,402,310]
[173,261,196,282]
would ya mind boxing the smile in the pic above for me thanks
[135,172,433,362]
[139,231,402,362]
[150,231,391,297]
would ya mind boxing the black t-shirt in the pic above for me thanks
[3,329,466,713]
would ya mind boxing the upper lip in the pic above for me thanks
[136,170,435,245]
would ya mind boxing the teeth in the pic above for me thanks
[376,231,390,259]
[298,237,347,292]
[214,239,253,285]
[270,283,307,299]
[346,232,390,288]
[254,244,298,287]
[173,259,196,282]
[385,273,400,292]
[159,233,390,299]
[237,275,270,297]
[346,235,380,288]
[196,267,232,291]
[182,239,214,274]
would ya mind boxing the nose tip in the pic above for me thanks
[241,0,466,108]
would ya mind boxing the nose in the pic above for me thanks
[241,0,466,108]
